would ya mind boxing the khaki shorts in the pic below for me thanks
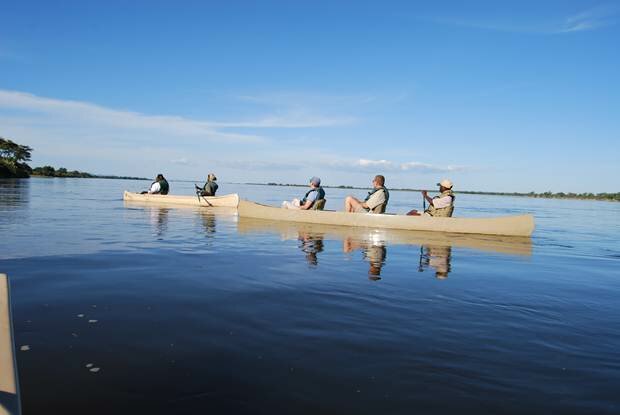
[354,205,370,213]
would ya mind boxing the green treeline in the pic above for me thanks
[0,137,33,178]
[32,165,95,178]
[1,137,147,180]
[30,165,146,180]
[457,190,620,202]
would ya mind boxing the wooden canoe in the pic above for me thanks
[237,217,532,256]
[237,200,535,237]
[0,274,21,415]
[123,191,239,208]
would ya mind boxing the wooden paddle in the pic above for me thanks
[195,184,213,207]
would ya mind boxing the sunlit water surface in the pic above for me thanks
[1,178,619,414]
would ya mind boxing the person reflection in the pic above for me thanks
[150,208,169,237]
[344,237,387,281]
[201,213,216,235]
[419,244,452,279]
[298,231,324,266]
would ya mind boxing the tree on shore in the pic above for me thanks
[0,137,33,178]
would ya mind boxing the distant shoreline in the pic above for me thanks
[243,182,620,202]
[30,174,150,181]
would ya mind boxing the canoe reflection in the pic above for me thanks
[237,217,532,278]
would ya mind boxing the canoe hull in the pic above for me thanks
[123,191,239,208]
[1,273,20,415]
[237,200,535,237]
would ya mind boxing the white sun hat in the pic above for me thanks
[437,179,453,189]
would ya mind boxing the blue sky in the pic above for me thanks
[0,0,618,193]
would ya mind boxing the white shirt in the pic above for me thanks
[148,182,161,194]
[432,195,453,209]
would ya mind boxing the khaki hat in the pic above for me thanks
[437,179,453,189]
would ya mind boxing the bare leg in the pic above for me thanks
[344,196,363,212]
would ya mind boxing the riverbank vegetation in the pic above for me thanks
[0,138,33,178]
[1,137,147,180]
[31,165,147,180]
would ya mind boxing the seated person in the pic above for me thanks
[141,174,169,195]
[344,175,389,213]
[196,173,218,196]
[282,177,325,210]
[407,179,455,217]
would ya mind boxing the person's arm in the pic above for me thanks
[421,190,433,205]
[299,190,318,210]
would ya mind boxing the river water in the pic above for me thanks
[1,177,619,414]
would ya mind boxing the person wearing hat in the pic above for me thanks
[407,179,455,217]
[282,177,325,210]
[196,173,218,196]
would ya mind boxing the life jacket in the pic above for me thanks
[425,189,454,217]
[365,187,389,213]
[201,180,218,196]
[301,186,325,207]
[158,179,169,195]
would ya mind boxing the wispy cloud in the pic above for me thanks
[559,6,618,33]
[170,158,190,165]
[0,89,354,144]
[0,90,263,143]
[236,92,377,107]
[223,157,470,173]
[427,5,618,34]
[207,111,355,128]
[332,158,469,173]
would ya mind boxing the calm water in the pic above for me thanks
[1,177,619,414]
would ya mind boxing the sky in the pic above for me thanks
[0,0,618,193]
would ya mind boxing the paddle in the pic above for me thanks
[195,184,213,207]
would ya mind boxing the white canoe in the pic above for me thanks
[123,191,239,208]
[0,273,21,415]
[238,200,535,237]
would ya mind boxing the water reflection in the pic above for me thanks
[200,212,217,235]
[344,237,387,280]
[0,179,30,208]
[149,208,170,237]
[419,245,452,279]
[237,217,532,279]
[298,231,324,266]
